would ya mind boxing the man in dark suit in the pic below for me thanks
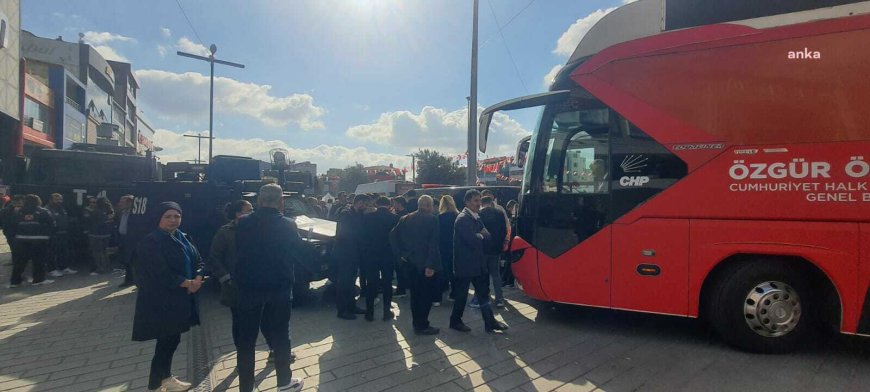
[479,196,508,308]
[334,194,370,320]
[390,195,441,335]
[363,196,400,321]
[449,189,509,333]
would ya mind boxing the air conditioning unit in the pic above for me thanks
[97,123,119,139]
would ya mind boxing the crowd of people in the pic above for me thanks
[0,186,518,392]
[1,193,137,288]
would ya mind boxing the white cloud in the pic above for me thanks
[157,45,168,58]
[346,106,529,157]
[543,64,562,88]
[175,37,209,56]
[91,45,129,62]
[153,129,410,171]
[82,31,136,45]
[135,69,327,130]
[160,27,172,38]
[553,7,616,56]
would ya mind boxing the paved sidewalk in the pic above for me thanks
[3,238,870,391]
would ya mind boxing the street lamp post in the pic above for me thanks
[177,44,245,163]
[405,153,416,183]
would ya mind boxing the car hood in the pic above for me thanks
[292,215,336,240]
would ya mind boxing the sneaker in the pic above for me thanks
[6,284,18,289]
[49,270,64,278]
[468,298,480,309]
[432,302,441,307]
[161,376,191,392]
[32,280,55,286]
[485,321,510,333]
[149,387,168,392]
[277,378,304,392]
[89,272,99,276]
[62,268,78,275]
[495,299,505,308]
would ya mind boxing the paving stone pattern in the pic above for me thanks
[2,239,870,391]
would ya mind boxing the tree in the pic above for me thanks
[338,164,369,193]
[415,149,465,185]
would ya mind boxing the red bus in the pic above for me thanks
[478,0,870,352]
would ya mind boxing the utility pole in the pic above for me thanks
[405,153,417,183]
[177,44,244,164]
[467,0,479,186]
[183,133,212,164]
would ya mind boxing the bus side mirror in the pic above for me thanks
[516,136,531,169]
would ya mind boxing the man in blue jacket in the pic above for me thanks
[449,189,509,333]
[235,184,307,392]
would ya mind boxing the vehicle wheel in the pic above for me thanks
[706,260,816,353]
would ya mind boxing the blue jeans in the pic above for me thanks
[485,254,503,302]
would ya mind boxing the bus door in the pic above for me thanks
[608,117,690,315]
[530,104,613,307]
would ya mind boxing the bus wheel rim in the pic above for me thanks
[743,281,801,337]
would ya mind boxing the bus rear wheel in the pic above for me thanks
[706,260,817,353]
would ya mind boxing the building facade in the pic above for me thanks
[0,1,20,184]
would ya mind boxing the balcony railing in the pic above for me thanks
[65,96,83,113]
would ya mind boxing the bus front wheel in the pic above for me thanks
[706,260,817,353]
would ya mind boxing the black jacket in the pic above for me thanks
[438,211,458,264]
[389,211,441,273]
[480,206,507,255]
[453,208,490,278]
[88,209,114,237]
[12,207,54,242]
[132,229,203,341]
[333,208,365,267]
[235,207,307,293]
[364,207,400,262]
[208,221,238,282]
[47,204,69,232]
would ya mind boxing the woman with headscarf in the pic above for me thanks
[132,202,204,392]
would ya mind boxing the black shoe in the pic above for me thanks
[118,281,134,288]
[365,311,374,322]
[337,313,357,320]
[414,326,439,335]
[393,289,407,298]
[267,350,274,363]
[485,321,509,332]
[450,322,472,332]
[290,351,297,363]
[353,306,367,315]
[382,310,395,321]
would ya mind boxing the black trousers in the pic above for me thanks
[230,307,278,352]
[48,232,69,271]
[450,274,498,329]
[335,261,358,316]
[10,240,47,285]
[395,261,409,293]
[119,234,135,283]
[148,333,181,389]
[236,290,293,392]
[364,257,394,313]
[405,264,434,331]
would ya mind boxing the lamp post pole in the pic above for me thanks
[467,0,479,185]
[177,44,245,163]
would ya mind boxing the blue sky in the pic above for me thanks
[23,0,630,172]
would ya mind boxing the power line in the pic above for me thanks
[480,0,537,48]
[175,0,205,47]
[487,0,530,94]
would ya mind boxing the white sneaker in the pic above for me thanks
[161,376,191,392]
[89,272,99,276]
[149,387,168,392]
[433,302,441,307]
[49,270,64,278]
[6,284,18,289]
[32,280,54,286]
[62,268,78,275]
[277,378,304,392]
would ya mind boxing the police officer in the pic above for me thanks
[47,193,77,277]
[8,194,55,287]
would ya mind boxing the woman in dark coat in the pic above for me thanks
[88,197,115,274]
[132,202,203,392]
[438,195,460,301]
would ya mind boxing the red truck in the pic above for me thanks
[478,0,870,352]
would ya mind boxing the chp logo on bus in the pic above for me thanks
[619,155,649,187]
[728,155,869,202]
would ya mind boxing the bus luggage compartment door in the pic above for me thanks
[611,219,689,315]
